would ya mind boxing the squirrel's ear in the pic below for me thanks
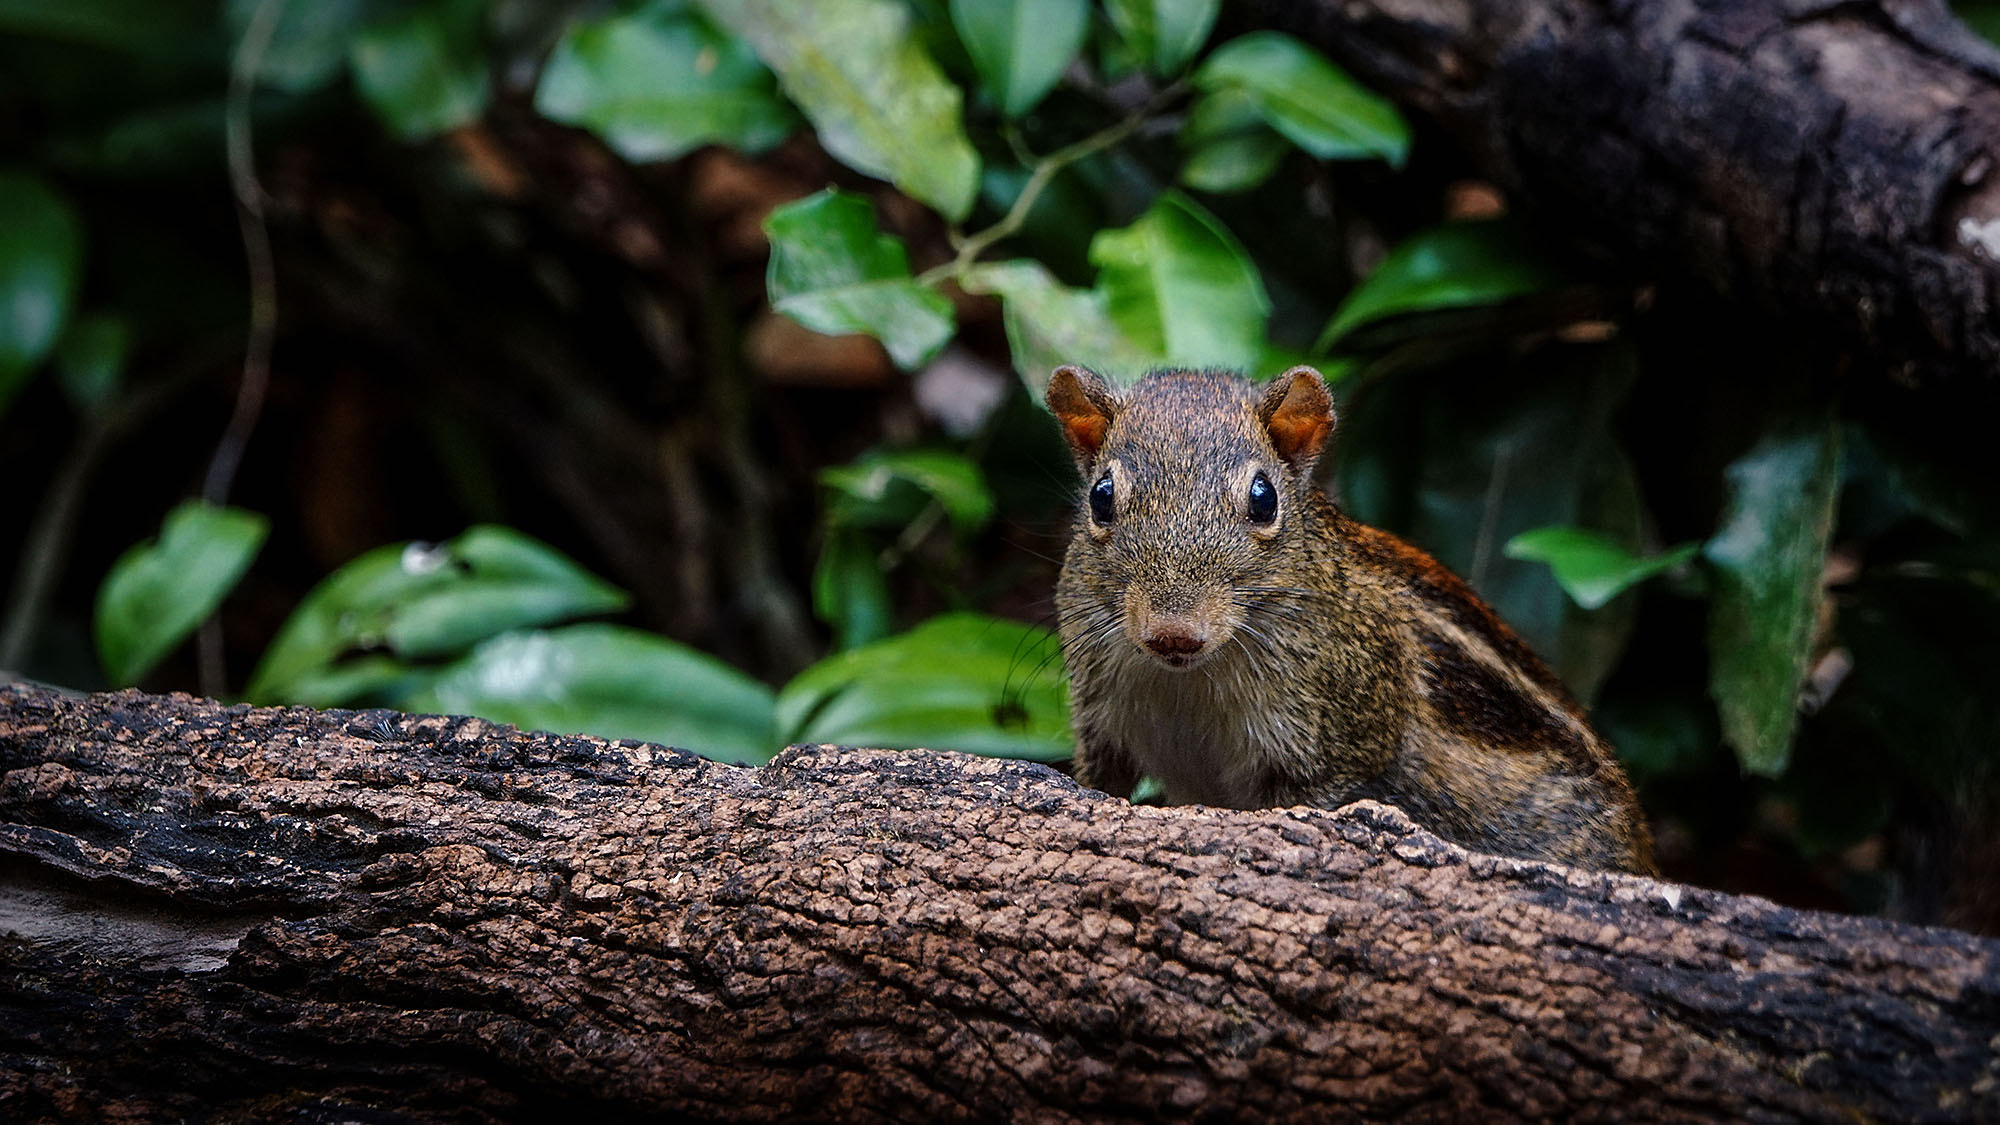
[1046,365,1119,465]
[1258,366,1336,468]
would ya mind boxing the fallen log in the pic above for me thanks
[0,682,1995,1121]
[1241,0,2000,385]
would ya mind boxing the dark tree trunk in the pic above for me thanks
[1,683,1996,1121]
[1241,0,2000,385]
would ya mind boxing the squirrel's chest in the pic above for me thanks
[1097,659,1293,809]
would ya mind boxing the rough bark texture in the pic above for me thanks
[1,683,1997,1122]
[1241,0,2000,385]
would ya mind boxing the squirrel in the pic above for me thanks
[1046,365,1657,876]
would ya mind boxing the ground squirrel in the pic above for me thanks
[1048,365,1657,875]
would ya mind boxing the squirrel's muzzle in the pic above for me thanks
[1129,588,1233,670]
[1143,625,1206,661]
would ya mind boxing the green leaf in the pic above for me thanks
[949,0,1087,118]
[822,448,994,535]
[350,2,490,141]
[534,4,795,161]
[1316,219,1569,353]
[0,171,85,411]
[229,0,374,94]
[1505,527,1698,611]
[54,311,128,412]
[407,624,779,766]
[764,189,956,369]
[960,259,1153,392]
[95,501,268,686]
[1103,0,1219,76]
[698,0,980,220]
[1179,88,1291,194]
[1194,32,1408,168]
[276,654,424,711]
[1704,411,1843,776]
[812,527,894,651]
[1089,191,1270,371]
[246,525,630,704]
[775,612,1071,761]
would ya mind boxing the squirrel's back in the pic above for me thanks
[1047,365,1656,875]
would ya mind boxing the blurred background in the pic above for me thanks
[3,0,1999,933]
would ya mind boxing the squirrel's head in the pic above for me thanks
[1047,365,1335,671]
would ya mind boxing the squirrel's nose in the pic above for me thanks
[1144,628,1206,656]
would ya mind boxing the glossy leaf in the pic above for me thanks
[277,654,424,711]
[764,189,955,370]
[1103,0,1219,75]
[1180,88,1291,194]
[1705,411,1843,776]
[1194,32,1407,167]
[949,0,1087,117]
[246,526,630,704]
[1316,219,1569,352]
[409,624,780,766]
[95,502,268,686]
[1505,526,1698,611]
[350,3,489,141]
[700,0,979,220]
[775,612,1071,761]
[54,311,127,412]
[961,259,1153,391]
[534,4,795,161]
[0,171,84,411]
[812,527,894,651]
[822,448,994,535]
[1089,191,1269,371]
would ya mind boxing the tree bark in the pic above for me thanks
[1240,0,2000,385]
[0,683,1995,1122]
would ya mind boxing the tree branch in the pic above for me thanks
[1239,0,2000,384]
[0,683,1995,1120]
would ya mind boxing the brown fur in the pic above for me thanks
[1048,366,1656,875]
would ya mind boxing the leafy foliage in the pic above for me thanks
[776,613,1070,761]
[1089,191,1270,373]
[534,3,794,161]
[1704,411,1843,776]
[349,1,489,141]
[764,190,956,370]
[245,526,630,705]
[1507,527,1698,612]
[1192,32,1408,167]
[407,624,780,766]
[949,0,1088,118]
[12,0,1998,928]
[0,172,84,409]
[95,502,268,686]
[1316,219,1570,352]
[698,0,980,220]
[1102,0,1218,76]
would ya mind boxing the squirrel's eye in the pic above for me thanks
[1089,473,1116,524]
[1247,471,1277,524]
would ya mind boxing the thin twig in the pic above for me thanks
[915,81,1187,287]
[0,352,227,677]
[206,0,283,506]
[198,0,285,697]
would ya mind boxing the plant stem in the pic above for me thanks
[198,0,284,698]
[916,82,1186,287]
